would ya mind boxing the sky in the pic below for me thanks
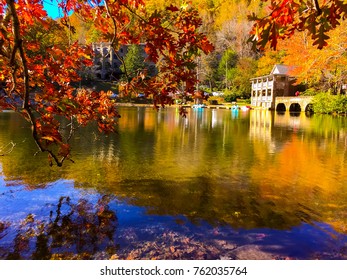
[43,0,62,19]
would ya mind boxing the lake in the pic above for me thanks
[0,107,346,259]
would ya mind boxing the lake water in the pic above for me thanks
[0,107,346,259]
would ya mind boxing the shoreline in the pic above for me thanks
[115,102,251,110]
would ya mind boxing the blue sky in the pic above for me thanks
[43,0,62,19]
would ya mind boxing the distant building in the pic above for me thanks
[91,42,123,80]
[250,64,299,110]
[91,42,154,80]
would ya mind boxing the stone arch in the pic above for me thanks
[276,103,286,111]
[305,103,314,113]
[289,103,301,112]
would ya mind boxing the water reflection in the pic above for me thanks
[249,110,274,151]
[4,195,118,260]
[0,108,347,259]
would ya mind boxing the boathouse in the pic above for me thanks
[250,64,298,110]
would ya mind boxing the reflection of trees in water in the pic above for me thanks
[0,221,9,239]
[4,195,118,260]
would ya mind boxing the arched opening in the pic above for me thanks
[289,103,301,112]
[305,103,314,113]
[276,103,286,111]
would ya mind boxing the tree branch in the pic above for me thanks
[6,0,30,108]
[104,0,130,82]
[313,0,322,15]
[6,0,66,167]
[24,109,64,166]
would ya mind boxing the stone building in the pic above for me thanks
[91,43,128,80]
[91,42,153,80]
[250,64,298,109]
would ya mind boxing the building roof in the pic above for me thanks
[250,64,297,81]
[270,64,294,75]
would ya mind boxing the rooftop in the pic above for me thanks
[270,64,295,75]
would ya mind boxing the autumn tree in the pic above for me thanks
[281,22,347,93]
[216,19,255,58]
[255,47,286,76]
[24,17,69,53]
[229,57,258,98]
[62,13,102,45]
[0,0,213,166]
[196,51,220,90]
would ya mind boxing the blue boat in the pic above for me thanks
[192,104,206,109]
[231,105,239,110]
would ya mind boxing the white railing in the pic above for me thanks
[252,81,274,90]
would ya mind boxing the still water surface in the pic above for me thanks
[0,107,346,259]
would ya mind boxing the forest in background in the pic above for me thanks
[11,0,347,112]
[43,0,347,102]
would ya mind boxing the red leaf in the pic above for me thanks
[166,5,179,12]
